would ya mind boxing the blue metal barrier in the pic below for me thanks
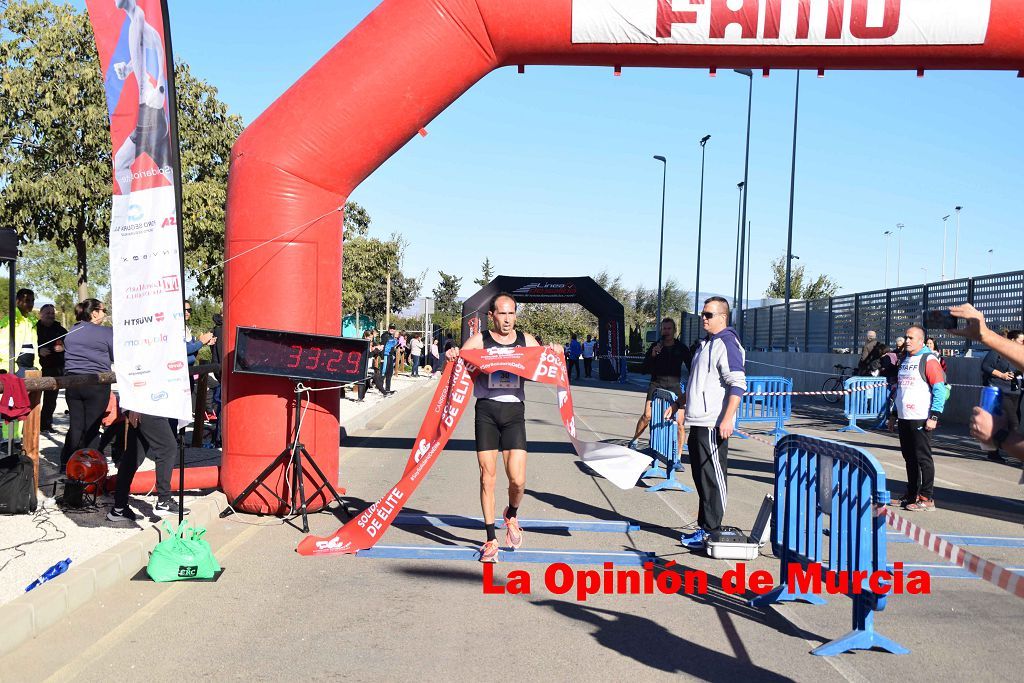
[750,434,907,656]
[642,389,693,493]
[736,376,792,444]
[838,377,889,433]
[618,358,628,384]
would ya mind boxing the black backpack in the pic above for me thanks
[0,452,38,514]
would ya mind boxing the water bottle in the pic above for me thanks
[979,386,1002,416]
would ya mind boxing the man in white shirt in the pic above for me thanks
[582,334,597,378]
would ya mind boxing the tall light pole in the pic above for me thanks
[883,230,893,288]
[745,220,752,309]
[784,70,800,347]
[733,181,745,312]
[653,155,668,326]
[896,223,905,286]
[734,68,754,335]
[694,134,711,314]
[941,214,950,280]
[953,205,963,278]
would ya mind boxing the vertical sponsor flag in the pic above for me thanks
[87,0,191,422]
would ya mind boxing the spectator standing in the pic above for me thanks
[428,338,440,378]
[107,409,190,522]
[183,301,215,367]
[856,330,887,376]
[378,324,398,394]
[409,333,424,377]
[36,303,67,433]
[0,288,40,378]
[61,299,114,467]
[678,297,746,550]
[980,329,1024,463]
[951,305,1024,462]
[582,334,597,378]
[891,325,947,511]
[568,333,582,381]
[396,330,408,372]
[629,318,691,450]
[357,330,386,400]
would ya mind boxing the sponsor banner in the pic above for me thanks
[297,346,651,556]
[87,0,191,422]
[572,0,991,46]
[510,281,579,299]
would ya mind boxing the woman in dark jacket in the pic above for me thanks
[61,299,114,467]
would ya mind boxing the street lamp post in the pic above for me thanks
[733,181,745,313]
[784,70,800,348]
[896,223,905,286]
[734,68,754,336]
[694,135,711,314]
[954,205,963,278]
[941,214,950,280]
[883,230,893,288]
[653,155,668,326]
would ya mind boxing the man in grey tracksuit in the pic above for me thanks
[678,296,746,549]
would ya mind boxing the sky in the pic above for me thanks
[68,0,1024,307]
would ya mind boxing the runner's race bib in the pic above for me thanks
[488,371,521,390]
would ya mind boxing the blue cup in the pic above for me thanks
[979,386,1002,416]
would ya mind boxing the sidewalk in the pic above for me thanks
[0,371,434,610]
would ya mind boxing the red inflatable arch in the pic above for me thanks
[221,0,1024,513]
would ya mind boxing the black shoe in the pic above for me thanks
[986,452,1009,464]
[107,506,138,523]
[154,498,190,517]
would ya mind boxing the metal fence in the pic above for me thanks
[680,270,1024,354]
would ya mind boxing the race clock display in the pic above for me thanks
[234,326,370,383]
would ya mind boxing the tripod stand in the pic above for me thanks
[221,382,349,532]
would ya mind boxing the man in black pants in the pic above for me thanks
[629,318,690,450]
[36,304,66,432]
[356,330,387,401]
[379,324,398,394]
[446,292,541,563]
[107,411,189,521]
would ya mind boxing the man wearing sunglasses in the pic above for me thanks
[673,296,746,551]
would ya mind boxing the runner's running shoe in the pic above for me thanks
[478,539,500,563]
[503,507,523,550]
[680,528,708,549]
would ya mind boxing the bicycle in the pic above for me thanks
[821,364,853,404]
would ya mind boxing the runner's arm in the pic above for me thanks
[523,332,540,347]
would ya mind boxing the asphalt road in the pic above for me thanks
[2,376,1022,682]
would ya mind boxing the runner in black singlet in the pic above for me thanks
[445,292,541,563]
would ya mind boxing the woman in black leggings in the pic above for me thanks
[61,299,114,467]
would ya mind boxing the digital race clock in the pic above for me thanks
[233,327,370,383]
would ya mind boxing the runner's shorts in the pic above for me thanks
[475,399,527,452]
[646,377,682,402]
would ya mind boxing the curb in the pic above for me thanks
[0,491,229,658]
[341,376,437,438]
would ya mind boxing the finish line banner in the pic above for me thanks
[87,0,191,421]
[297,346,650,556]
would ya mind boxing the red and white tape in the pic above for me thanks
[883,507,1024,599]
[743,383,879,397]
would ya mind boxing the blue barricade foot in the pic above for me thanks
[646,479,693,493]
[749,583,827,607]
[811,629,909,656]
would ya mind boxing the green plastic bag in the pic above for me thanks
[147,520,221,582]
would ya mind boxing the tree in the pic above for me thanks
[473,257,495,288]
[764,254,839,300]
[0,1,243,300]
[517,303,595,346]
[343,201,371,241]
[341,229,421,324]
[433,271,462,318]
[18,240,110,324]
